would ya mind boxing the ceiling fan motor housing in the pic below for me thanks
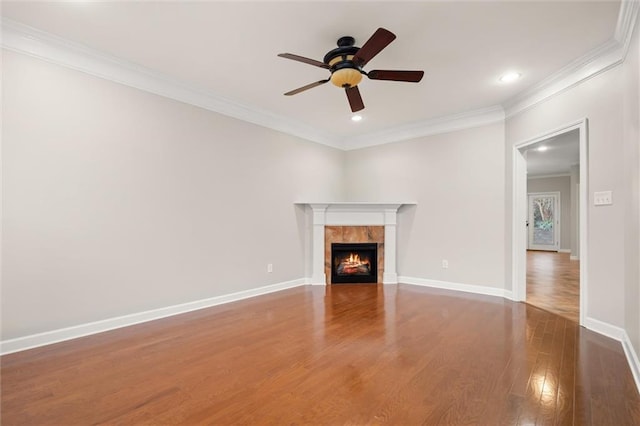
[279,27,422,113]
[324,37,363,88]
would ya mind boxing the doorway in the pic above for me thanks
[526,250,580,322]
[512,119,588,325]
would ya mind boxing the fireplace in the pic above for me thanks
[331,243,378,284]
[298,202,412,285]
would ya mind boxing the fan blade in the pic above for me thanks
[352,28,396,67]
[368,70,424,82]
[278,53,329,69]
[284,79,330,96]
[345,86,365,112]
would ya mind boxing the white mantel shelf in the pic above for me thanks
[296,202,416,285]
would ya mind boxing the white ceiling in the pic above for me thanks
[1,1,622,143]
[523,129,580,177]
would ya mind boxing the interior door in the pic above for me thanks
[528,192,560,251]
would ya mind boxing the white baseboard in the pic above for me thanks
[583,316,626,340]
[583,316,640,394]
[398,276,511,299]
[558,249,571,253]
[570,255,580,261]
[502,290,516,301]
[622,331,640,395]
[0,278,306,355]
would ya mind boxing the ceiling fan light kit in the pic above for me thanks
[278,28,424,113]
[330,68,363,88]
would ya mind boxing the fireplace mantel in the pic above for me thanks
[296,202,416,285]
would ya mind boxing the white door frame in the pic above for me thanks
[527,191,561,251]
[511,118,588,326]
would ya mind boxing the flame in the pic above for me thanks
[343,253,369,267]
[336,251,372,276]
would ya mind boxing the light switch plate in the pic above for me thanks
[594,191,613,206]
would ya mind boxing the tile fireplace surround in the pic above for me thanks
[297,203,415,285]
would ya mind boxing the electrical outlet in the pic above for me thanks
[442,260,449,269]
[267,263,273,273]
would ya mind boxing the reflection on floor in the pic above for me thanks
[527,250,579,322]
[3,284,639,424]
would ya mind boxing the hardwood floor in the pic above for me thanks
[526,251,580,322]
[2,284,639,425]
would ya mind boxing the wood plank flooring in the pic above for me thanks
[2,284,639,425]
[527,251,580,323]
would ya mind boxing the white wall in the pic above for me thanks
[527,176,572,251]
[506,60,628,328]
[622,12,640,358]
[1,50,345,340]
[344,123,506,290]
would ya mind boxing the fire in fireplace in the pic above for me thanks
[331,243,378,284]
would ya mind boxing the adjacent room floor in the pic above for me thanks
[526,250,580,322]
[2,284,638,424]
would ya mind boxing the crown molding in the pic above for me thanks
[616,0,640,56]
[502,39,623,118]
[343,105,505,151]
[2,0,637,151]
[1,18,505,151]
[504,0,639,119]
[1,18,344,150]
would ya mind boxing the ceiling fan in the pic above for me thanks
[278,28,424,113]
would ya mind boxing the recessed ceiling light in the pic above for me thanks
[499,71,521,83]
[537,146,548,152]
[351,115,363,122]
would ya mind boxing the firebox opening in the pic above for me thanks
[331,243,378,284]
